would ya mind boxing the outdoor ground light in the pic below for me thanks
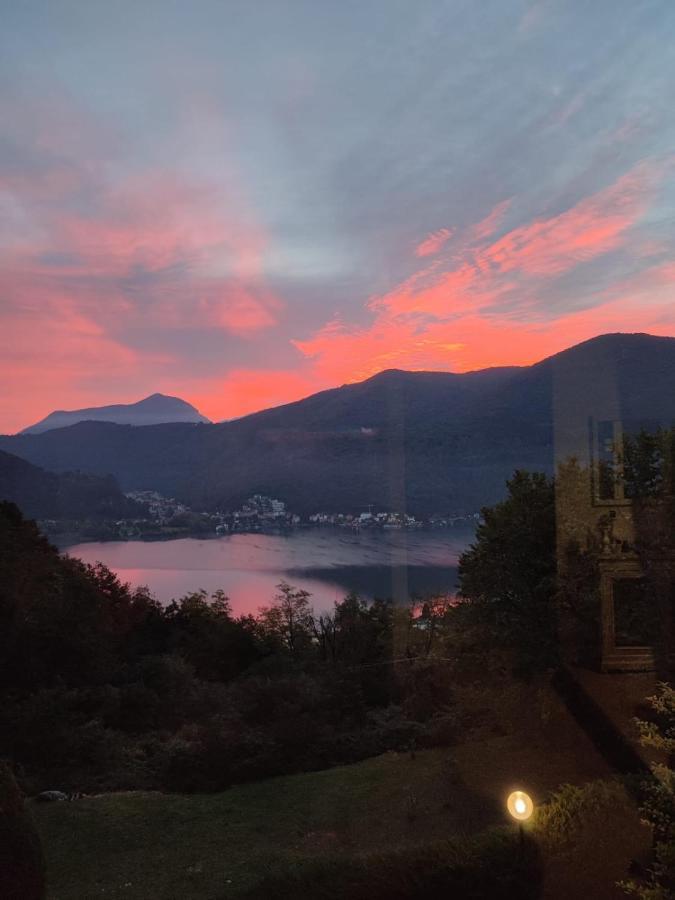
[507,790,534,822]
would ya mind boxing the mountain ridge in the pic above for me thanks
[2,333,674,516]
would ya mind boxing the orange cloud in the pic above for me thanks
[292,294,675,393]
[190,368,316,421]
[291,159,674,394]
[176,272,675,425]
[294,315,470,383]
[370,262,510,319]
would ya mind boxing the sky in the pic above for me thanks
[2,0,675,433]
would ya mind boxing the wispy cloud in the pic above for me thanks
[293,158,674,386]
[415,227,454,257]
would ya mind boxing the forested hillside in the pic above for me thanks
[0,450,144,521]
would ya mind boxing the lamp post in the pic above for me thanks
[507,790,534,845]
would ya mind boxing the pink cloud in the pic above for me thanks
[2,123,673,436]
[370,160,664,324]
[3,161,283,331]
[479,162,662,277]
[0,156,286,430]
[415,227,454,257]
[469,198,512,243]
[0,290,163,433]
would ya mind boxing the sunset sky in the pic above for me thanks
[2,0,675,433]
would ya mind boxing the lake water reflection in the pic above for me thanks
[65,526,476,616]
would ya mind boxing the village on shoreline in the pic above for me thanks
[44,489,481,545]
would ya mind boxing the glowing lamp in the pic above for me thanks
[507,790,533,822]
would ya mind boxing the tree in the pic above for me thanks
[458,471,557,672]
[624,430,674,501]
[164,589,259,681]
[623,429,675,676]
[258,582,315,657]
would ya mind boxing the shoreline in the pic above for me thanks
[52,520,477,551]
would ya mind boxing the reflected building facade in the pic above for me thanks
[553,343,674,674]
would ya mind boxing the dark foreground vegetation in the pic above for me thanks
[1,426,673,898]
[0,500,483,795]
[0,465,566,797]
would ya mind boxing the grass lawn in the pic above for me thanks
[32,690,650,899]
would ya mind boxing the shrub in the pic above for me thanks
[534,780,627,849]
[620,683,675,899]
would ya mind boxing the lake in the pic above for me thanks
[65,526,476,616]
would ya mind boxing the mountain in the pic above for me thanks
[2,333,674,516]
[0,449,144,521]
[20,393,210,434]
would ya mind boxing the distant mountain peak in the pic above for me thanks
[20,394,210,435]
[139,392,180,403]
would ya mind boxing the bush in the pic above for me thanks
[621,683,675,899]
[534,780,628,849]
